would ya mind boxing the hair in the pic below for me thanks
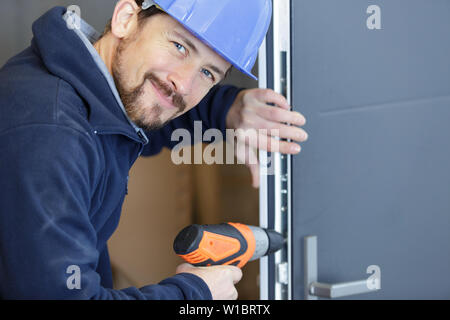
[100,0,164,39]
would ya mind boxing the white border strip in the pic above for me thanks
[258,37,269,301]
[273,0,292,300]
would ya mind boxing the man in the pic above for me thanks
[0,0,307,299]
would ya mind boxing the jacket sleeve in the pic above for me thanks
[0,125,211,300]
[141,84,242,157]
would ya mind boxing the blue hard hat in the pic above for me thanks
[142,0,272,80]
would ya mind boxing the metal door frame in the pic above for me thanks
[259,0,292,300]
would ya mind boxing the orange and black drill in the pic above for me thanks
[173,223,285,268]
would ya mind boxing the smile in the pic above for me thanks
[149,79,177,110]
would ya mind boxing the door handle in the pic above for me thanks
[304,236,380,299]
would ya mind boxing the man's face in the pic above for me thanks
[111,12,231,131]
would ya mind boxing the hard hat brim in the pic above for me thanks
[154,4,259,81]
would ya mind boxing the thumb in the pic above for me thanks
[227,266,243,284]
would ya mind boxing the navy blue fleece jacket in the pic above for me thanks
[0,7,241,299]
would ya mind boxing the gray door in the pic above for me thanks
[291,0,450,299]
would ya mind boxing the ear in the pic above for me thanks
[110,0,140,39]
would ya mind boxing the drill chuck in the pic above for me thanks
[247,226,285,261]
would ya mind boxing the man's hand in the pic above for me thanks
[176,263,243,300]
[226,88,308,188]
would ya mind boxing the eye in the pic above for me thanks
[201,68,215,82]
[173,42,187,55]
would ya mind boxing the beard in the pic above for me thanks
[111,39,187,131]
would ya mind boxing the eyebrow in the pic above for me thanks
[206,64,226,80]
[172,30,198,54]
[171,30,227,80]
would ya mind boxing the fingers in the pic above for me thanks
[231,288,239,300]
[263,136,301,154]
[239,131,302,155]
[256,89,291,110]
[258,104,306,126]
[235,88,308,157]
[228,266,243,284]
[175,263,193,274]
[238,109,307,154]
[176,264,242,300]
[267,122,308,142]
[222,266,241,300]
[247,162,260,189]
[252,89,306,124]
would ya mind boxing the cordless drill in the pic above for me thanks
[173,223,285,268]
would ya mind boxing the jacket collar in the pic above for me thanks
[31,6,148,144]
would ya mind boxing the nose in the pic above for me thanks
[167,64,196,96]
